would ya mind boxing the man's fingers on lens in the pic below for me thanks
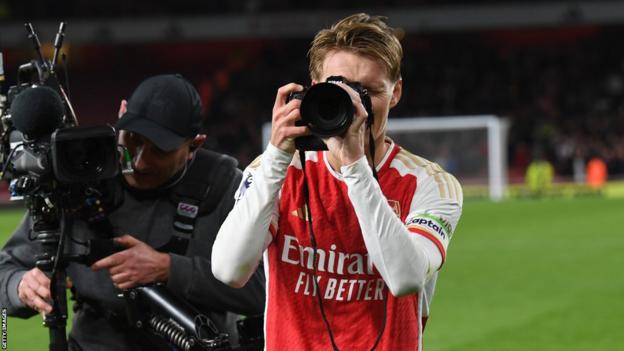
[333,82,368,119]
[347,94,368,120]
[334,82,361,102]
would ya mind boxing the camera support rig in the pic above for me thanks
[124,284,231,351]
[19,22,73,351]
[1,23,262,351]
[31,191,70,351]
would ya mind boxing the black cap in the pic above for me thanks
[116,74,202,152]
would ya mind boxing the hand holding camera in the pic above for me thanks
[17,267,53,314]
[319,80,370,167]
[269,83,309,154]
[283,75,374,166]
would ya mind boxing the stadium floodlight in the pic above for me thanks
[262,115,509,201]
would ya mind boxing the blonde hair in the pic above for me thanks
[308,13,403,82]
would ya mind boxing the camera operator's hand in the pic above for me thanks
[91,235,171,290]
[270,83,310,154]
[17,268,53,314]
[323,82,369,167]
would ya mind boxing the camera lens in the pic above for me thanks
[58,139,107,176]
[300,83,353,138]
[51,125,119,183]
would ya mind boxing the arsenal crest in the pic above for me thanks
[388,200,401,218]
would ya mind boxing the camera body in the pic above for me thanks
[287,76,374,150]
[1,62,120,200]
[0,24,130,351]
[51,125,119,183]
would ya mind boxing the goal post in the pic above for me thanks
[384,116,509,201]
[261,115,510,201]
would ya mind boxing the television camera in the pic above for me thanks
[0,23,255,351]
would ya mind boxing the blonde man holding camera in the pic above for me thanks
[213,13,462,350]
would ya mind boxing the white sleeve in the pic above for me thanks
[211,144,292,287]
[341,156,462,297]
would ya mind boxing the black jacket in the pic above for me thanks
[0,151,265,350]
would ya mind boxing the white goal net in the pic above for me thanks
[262,115,509,201]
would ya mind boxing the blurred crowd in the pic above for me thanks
[398,27,624,182]
[195,26,624,180]
[3,24,624,181]
[0,0,569,19]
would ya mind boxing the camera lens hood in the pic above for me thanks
[300,82,354,138]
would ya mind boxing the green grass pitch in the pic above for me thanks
[1,197,623,350]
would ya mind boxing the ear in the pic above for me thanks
[187,134,206,160]
[389,79,402,108]
[189,134,207,157]
[118,100,127,119]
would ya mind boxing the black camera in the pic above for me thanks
[0,24,127,351]
[3,89,121,199]
[51,125,119,183]
[1,62,121,195]
[287,76,374,150]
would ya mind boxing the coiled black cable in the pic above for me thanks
[149,315,196,351]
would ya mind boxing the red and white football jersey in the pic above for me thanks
[240,139,462,351]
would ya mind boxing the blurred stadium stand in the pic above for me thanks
[2,0,620,19]
[1,0,623,202]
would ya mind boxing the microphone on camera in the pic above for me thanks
[11,85,64,140]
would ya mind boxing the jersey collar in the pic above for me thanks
[322,137,396,181]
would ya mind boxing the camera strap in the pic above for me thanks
[158,149,238,255]
[367,119,379,180]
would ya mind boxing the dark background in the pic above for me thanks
[2,0,623,181]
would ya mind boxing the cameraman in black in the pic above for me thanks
[0,74,265,350]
